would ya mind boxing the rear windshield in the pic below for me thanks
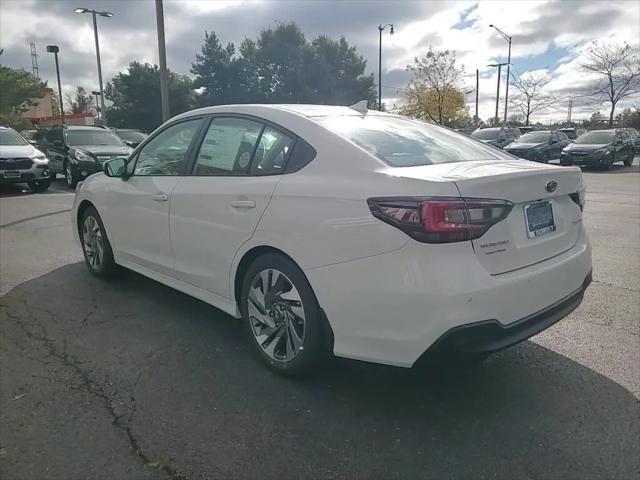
[471,129,500,140]
[67,130,124,146]
[316,115,504,167]
[518,132,551,143]
[574,131,615,144]
[0,129,28,146]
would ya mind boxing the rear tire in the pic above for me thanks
[79,206,117,277]
[240,253,328,375]
[28,179,51,192]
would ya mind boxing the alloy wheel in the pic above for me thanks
[82,215,104,270]
[247,269,306,362]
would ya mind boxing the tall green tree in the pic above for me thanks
[191,31,242,106]
[105,62,194,132]
[67,86,94,114]
[0,66,48,115]
[191,23,376,107]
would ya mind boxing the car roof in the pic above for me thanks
[590,129,616,133]
[174,103,390,120]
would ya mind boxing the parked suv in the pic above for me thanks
[41,125,133,188]
[504,130,571,162]
[560,129,634,169]
[0,126,52,192]
[471,127,519,149]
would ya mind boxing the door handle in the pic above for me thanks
[230,200,256,209]
[152,193,169,202]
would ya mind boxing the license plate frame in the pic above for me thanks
[524,201,556,238]
[2,170,21,179]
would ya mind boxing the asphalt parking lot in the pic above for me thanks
[1,161,639,480]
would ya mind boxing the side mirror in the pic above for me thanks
[29,140,39,146]
[104,157,128,178]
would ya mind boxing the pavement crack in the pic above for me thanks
[1,303,187,480]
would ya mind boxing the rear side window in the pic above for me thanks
[317,115,505,167]
[194,117,262,175]
[250,127,294,175]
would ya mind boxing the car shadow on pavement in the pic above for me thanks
[1,263,638,480]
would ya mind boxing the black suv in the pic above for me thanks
[40,125,133,187]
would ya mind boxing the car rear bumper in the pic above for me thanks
[306,227,592,367]
[424,271,591,358]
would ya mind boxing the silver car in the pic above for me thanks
[0,126,53,192]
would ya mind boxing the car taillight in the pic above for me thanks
[367,197,513,243]
[569,189,586,211]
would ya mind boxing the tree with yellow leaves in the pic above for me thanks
[398,47,468,127]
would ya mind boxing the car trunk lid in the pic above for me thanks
[383,159,584,275]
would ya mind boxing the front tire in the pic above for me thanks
[28,179,51,192]
[65,161,79,188]
[240,253,327,375]
[623,151,633,166]
[79,206,117,277]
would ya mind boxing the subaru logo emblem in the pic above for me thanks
[546,180,558,193]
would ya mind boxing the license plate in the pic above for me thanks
[524,201,556,238]
[2,170,21,178]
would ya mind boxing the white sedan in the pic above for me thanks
[72,104,592,375]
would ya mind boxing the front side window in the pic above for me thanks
[134,118,202,176]
[251,127,294,175]
[317,115,506,167]
[194,117,262,175]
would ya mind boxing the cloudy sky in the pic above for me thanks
[1,0,639,122]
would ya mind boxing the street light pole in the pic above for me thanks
[46,45,64,125]
[377,23,394,111]
[489,24,512,123]
[91,90,101,119]
[91,11,106,122]
[74,8,112,123]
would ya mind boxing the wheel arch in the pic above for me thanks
[231,244,334,353]
[76,199,96,235]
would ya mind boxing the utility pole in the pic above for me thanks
[488,62,509,126]
[156,0,170,122]
[489,24,512,123]
[475,69,479,124]
[567,99,573,123]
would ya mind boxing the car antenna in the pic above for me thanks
[349,100,368,114]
